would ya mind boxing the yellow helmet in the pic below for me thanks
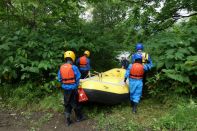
[64,51,76,61]
[84,50,90,57]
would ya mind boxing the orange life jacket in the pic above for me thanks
[130,63,144,79]
[60,63,75,84]
[79,56,87,67]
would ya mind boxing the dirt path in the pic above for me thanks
[0,110,28,131]
[0,109,96,131]
[40,113,95,131]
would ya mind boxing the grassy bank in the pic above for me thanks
[84,96,197,130]
[1,87,197,130]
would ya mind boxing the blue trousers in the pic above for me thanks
[129,78,143,103]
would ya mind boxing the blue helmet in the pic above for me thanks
[134,53,142,61]
[136,43,144,51]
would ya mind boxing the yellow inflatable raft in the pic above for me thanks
[80,68,129,104]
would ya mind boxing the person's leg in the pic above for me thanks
[129,79,138,102]
[64,90,73,126]
[129,79,138,113]
[132,80,143,113]
[133,81,143,103]
[71,89,85,121]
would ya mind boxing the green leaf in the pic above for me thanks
[174,52,184,60]
[21,66,39,73]
[187,56,197,61]
[0,44,10,50]
[28,1,39,8]
[21,73,30,80]
[12,71,17,79]
[188,47,196,54]
[8,56,14,63]
[38,61,52,70]
[162,69,190,83]
[156,61,164,70]
[178,48,190,55]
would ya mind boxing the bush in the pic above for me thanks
[38,93,63,112]
[154,99,197,130]
[4,82,54,109]
[146,22,197,95]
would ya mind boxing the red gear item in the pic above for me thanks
[78,87,88,102]
[60,64,75,84]
[130,63,144,79]
[79,56,87,67]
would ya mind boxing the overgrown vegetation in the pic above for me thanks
[0,0,197,130]
[84,96,197,131]
[146,20,197,96]
[154,102,197,130]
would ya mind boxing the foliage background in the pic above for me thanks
[0,0,197,130]
[0,0,197,105]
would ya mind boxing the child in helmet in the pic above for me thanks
[131,43,152,65]
[124,53,152,113]
[57,51,85,126]
[76,50,91,79]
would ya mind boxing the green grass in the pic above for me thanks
[84,97,197,130]
[1,83,64,112]
[154,99,197,130]
[29,113,53,131]
[36,93,64,112]
[1,84,197,130]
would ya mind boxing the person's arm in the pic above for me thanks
[147,54,153,65]
[143,62,153,72]
[87,58,91,76]
[87,58,91,70]
[126,60,129,69]
[57,70,62,82]
[124,64,132,82]
[131,54,135,64]
[73,65,81,86]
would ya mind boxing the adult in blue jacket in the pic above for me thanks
[58,51,84,126]
[76,50,91,79]
[131,43,153,96]
[124,53,152,113]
